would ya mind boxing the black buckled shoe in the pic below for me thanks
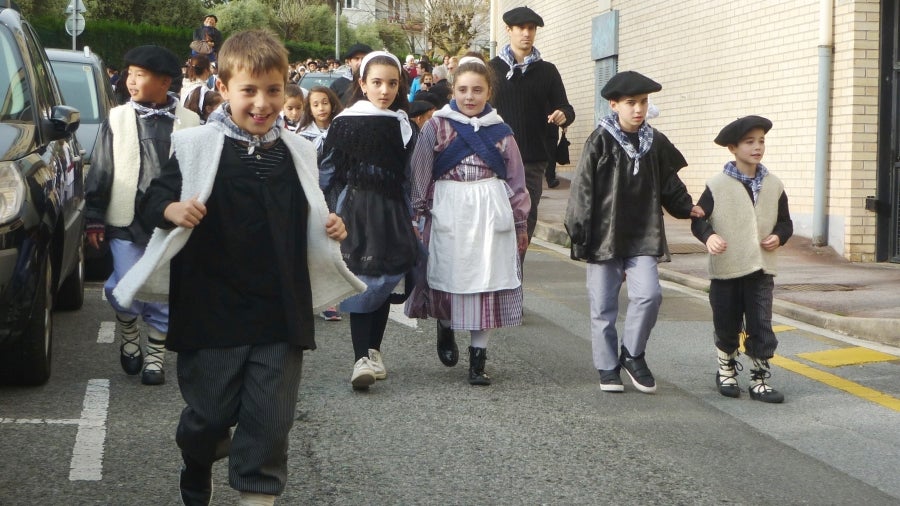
[436,320,459,367]
[619,346,657,394]
[119,344,143,376]
[179,456,213,506]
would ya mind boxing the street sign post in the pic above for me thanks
[65,0,87,50]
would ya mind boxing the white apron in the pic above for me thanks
[427,178,520,294]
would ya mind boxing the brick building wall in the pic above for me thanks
[495,0,881,261]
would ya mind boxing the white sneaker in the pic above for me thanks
[351,357,376,389]
[368,349,386,380]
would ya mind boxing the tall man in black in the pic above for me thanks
[489,6,575,254]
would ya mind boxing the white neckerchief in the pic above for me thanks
[336,99,412,146]
[432,102,504,132]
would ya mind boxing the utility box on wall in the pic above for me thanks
[592,10,618,124]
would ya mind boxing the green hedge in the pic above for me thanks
[31,16,334,69]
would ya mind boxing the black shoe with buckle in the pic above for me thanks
[179,455,213,506]
[436,320,459,367]
[619,346,657,394]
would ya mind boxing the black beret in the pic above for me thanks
[502,6,544,27]
[343,43,373,61]
[601,71,661,100]
[714,115,773,146]
[413,90,442,108]
[204,14,217,22]
[409,100,436,119]
[123,45,183,80]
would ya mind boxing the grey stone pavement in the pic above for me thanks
[533,174,900,348]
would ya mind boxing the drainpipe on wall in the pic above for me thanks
[489,0,498,59]
[813,0,834,246]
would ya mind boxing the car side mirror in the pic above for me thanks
[48,105,81,140]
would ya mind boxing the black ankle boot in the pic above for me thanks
[467,347,491,386]
[437,320,459,367]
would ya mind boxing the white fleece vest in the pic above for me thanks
[106,104,200,227]
[706,172,783,280]
[112,126,366,310]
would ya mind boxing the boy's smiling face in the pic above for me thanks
[728,127,767,172]
[609,93,649,133]
[218,67,286,136]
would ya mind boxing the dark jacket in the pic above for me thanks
[139,139,315,351]
[488,57,575,163]
[565,127,695,262]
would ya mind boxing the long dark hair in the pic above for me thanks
[299,86,343,129]
[347,55,409,112]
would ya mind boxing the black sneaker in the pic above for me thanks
[598,368,624,393]
[179,456,213,506]
[619,347,657,394]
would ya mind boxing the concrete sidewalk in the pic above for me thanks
[532,175,900,348]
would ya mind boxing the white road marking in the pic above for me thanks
[69,379,110,481]
[0,379,111,481]
[97,321,115,343]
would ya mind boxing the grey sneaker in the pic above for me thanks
[351,357,376,390]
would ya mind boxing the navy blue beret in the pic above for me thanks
[123,45,183,80]
[714,115,773,146]
[601,71,661,100]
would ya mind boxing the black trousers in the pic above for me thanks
[708,270,778,360]
[176,342,304,495]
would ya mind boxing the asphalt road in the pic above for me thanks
[1,242,899,505]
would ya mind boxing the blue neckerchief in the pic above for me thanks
[598,113,654,175]
[433,102,512,179]
[723,160,768,203]
[498,44,542,80]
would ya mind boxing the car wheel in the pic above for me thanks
[4,259,54,385]
[56,240,85,310]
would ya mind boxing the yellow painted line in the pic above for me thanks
[772,324,795,332]
[770,355,900,412]
[798,347,899,367]
[738,325,794,352]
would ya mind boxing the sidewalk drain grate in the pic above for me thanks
[778,283,856,292]
[669,243,708,254]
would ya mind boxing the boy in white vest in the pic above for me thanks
[112,30,363,506]
[691,115,793,403]
[85,45,201,386]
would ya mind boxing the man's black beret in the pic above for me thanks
[409,100,436,119]
[714,115,773,146]
[123,45,183,80]
[343,43,373,61]
[601,71,661,100]
[502,6,544,27]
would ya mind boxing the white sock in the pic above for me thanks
[470,329,490,349]
[239,492,276,506]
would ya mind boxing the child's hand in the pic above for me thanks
[690,205,705,218]
[325,213,347,241]
[163,198,207,228]
[706,233,727,255]
[517,230,529,255]
[760,234,780,251]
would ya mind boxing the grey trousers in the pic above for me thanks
[176,342,304,495]
[586,256,662,371]
[523,160,546,243]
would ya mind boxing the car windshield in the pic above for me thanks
[0,27,32,123]
[49,60,100,122]
[299,73,337,90]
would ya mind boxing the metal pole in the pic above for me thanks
[812,0,834,246]
[335,1,340,61]
[71,11,76,50]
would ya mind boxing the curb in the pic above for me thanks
[536,220,900,349]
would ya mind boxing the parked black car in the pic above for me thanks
[0,6,87,385]
[46,46,115,280]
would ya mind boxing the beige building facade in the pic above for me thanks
[493,0,899,263]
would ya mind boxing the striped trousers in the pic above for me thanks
[709,270,778,359]
[175,342,304,495]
